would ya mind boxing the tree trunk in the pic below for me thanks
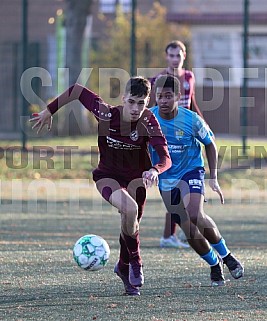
[58,0,93,136]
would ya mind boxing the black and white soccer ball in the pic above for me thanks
[73,234,110,271]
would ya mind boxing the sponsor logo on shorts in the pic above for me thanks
[189,179,202,186]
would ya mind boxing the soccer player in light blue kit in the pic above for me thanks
[150,75,244,285]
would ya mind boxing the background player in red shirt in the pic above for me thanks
[30,76,171,296]
[149,40,205,249]
[149,40,203,116]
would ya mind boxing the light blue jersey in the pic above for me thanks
[150,106,213,191]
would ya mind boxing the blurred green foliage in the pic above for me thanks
[89,3,190,103]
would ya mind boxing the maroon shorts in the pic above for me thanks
[93,168,146,221]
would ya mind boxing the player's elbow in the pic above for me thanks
[205,141,217,153]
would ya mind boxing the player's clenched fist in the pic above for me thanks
[142,168,159,188]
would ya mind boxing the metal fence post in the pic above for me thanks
[130,0,136,76]
[241,0,249,155]
[21,0,28,150]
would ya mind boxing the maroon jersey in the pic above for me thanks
[47,84,171,182]
[149,69,195,109]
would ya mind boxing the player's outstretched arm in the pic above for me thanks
[29,83,87,134]
[29,84,104,134]
[205,141,224,204]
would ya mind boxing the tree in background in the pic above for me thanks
[57,2,190,135]
[57,0,94,136]
[90,2,190,105]
[65,0,94,84]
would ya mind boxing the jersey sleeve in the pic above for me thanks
[144,111,171,174]
[47,83,111,122]
[152,144,171,174]
[186,70,195,88]
[193,113,214,145]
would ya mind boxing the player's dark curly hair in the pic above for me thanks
[154,75,180,95]
[125,76,151,97]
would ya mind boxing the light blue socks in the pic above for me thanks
[201,248,219,266]
[211,238,230,258]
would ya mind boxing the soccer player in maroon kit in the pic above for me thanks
[30,76,171,296]
[149,40,206,249]
[149,40,203,116]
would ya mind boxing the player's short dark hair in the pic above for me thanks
[154,75,180,95]
[125,76,151,97]
[165,40,186,54]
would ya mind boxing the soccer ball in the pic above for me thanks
[73,234,110,271]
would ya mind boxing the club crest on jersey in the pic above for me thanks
[175,129,184,140]
[183,81,190,91]
[130,130,139,141]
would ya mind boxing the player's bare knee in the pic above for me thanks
[126,213,138,234]
[126,224,139,236]
[126,203,138,221]
[122,220,139,236]
[190,212,206,228]
[186,206,202,224]
[120,206,138,236]
[190,214,199,225]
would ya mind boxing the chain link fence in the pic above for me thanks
[1,0,267,138]
[0,0,67,137]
